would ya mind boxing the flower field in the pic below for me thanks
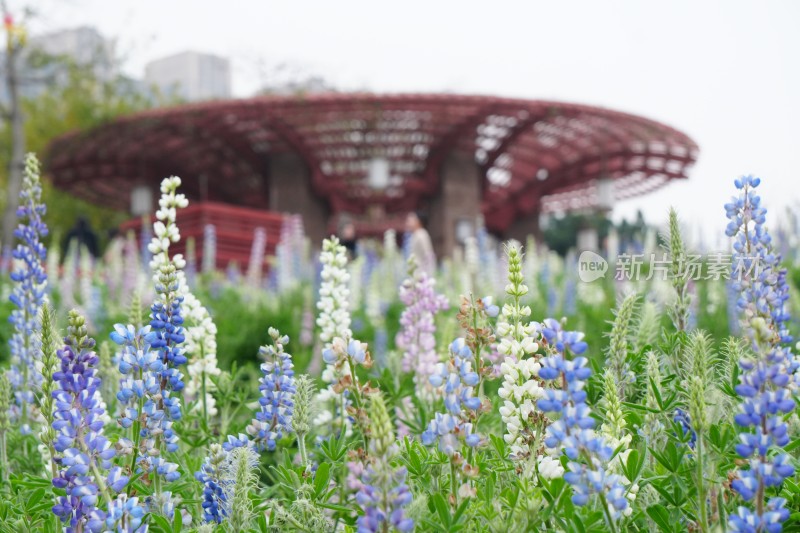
[1,153,800,533]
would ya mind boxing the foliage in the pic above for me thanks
[2,158,800,533]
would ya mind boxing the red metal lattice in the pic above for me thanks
[45,93,698,234]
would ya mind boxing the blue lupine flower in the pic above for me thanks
[356,464,414,533]
[52,311,129,532]
[112,324,181,483]
[537,322,628,517]
[482,296,499,318]
[7,154,48,432]
[729,497,790,533]
[673,408,696,449]
[421,338,483,456]
[725,176,796,532]
[541,318,588,355]
[103,494,146,532]
[429,339,481,414]
[421,412,479,455]
[196,443,229,524]
[246,329,296,451]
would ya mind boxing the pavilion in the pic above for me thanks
[45,93,698,260]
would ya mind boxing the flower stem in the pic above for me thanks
[696,435,708,532]
[0,429,7,483]
[297,432,308,467]
[450,461,459,506]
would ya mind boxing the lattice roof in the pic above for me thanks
[46,93,698,233]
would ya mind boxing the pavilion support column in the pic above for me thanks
[506,212,542,243]
[268,152,330,246]
[427,152,482,259]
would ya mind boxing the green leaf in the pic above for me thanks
[622,449,645,482]
[314,462,331,499]
[24,488,45,512]
[172,506,182,531]
[431,493,451,528]
[149,513,173,532]
[647,504,673,533]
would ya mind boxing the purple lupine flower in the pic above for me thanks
[356,393,414,533]
[356,465,414,533]
[245,328,296,451]
[52,310,129,532]
[396,259,449,389]
[537,323,629,517]
[725,176,796,532]
[7,154,48,432]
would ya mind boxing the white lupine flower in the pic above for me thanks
[497,242,547,465]
[314,238,354,434]
[538,455,565,480]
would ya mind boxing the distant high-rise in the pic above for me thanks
[0,26,116,103]
[144,51,231,102]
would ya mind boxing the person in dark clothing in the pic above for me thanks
[340,221,357,258]
[63,216,99,258]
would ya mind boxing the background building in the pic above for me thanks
[144,51,231,102]
[0,26,116,104]
[45,93,698,261]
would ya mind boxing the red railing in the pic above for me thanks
[120,202,284,272]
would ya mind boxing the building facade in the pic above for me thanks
[144,51,231,102]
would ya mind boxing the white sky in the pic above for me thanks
[19,0,800,248]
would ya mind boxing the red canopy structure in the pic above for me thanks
[46,93,697,256]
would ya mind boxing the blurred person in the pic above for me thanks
[406,211,436,276]
[340,220,357,258]
[63,216,99,258]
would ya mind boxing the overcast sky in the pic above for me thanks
[20,0,800,248]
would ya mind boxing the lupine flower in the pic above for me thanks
[537,326,629,519]
[52,310,130,531]
[246,328,296,451]
[396,256,448,401]
[112,323,181,484]
[673,409,696,449]
[104,493,146,532]
[134,176,189,495]
[725,176,796,532]
[665,207,693,332]
[292,375,315,466]
[183,291,221,418]
[421,339,482,456]
[605,293,637,398]
[496,243,547,463]
[356,394,414,533]
[315,237,354,433]
[639,351,665,447]
[0,371,12,483]
[420,412,479,455]
[38,303,61,475]
[7,153,48,433]
[222,445,260,532]
[196,443,228,524]
[245,226,267,288]
[429,338,481,414]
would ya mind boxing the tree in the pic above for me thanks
[0,2,28,250]
[0,35,160,249]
